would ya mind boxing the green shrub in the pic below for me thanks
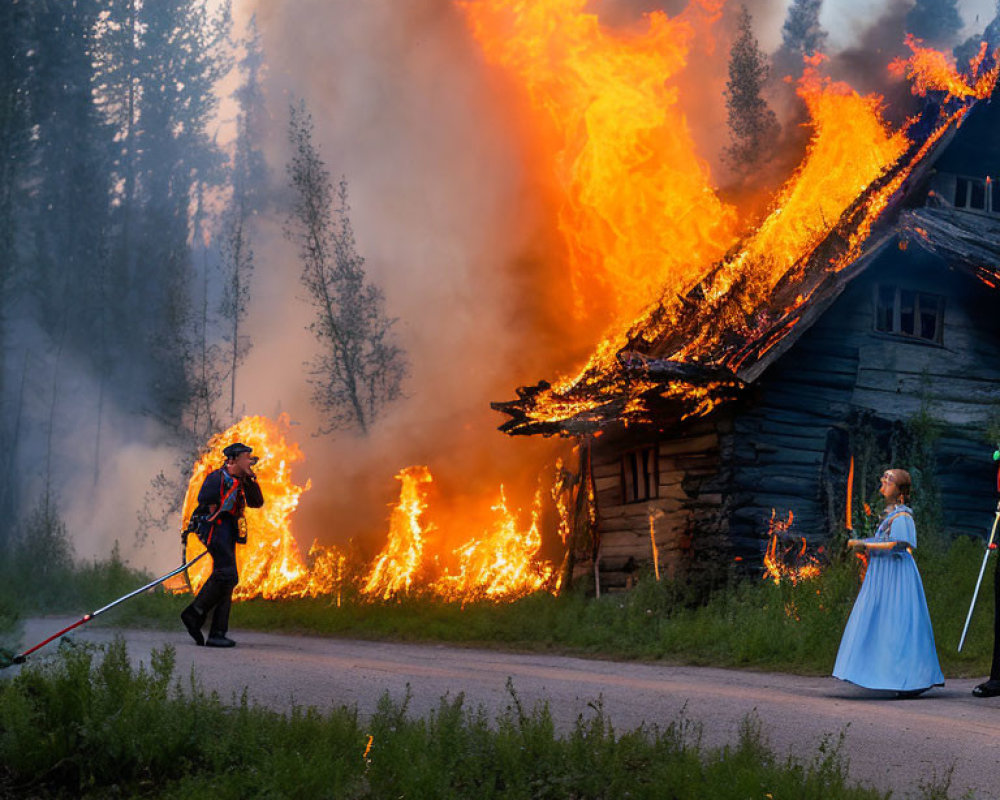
[3,502,995,680]
[0,640,893,799]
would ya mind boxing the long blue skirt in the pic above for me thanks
[833,551,944,691]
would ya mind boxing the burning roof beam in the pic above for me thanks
[492,85,990,437]
[899,207,1000,278]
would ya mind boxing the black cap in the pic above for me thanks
[222,442,254,460]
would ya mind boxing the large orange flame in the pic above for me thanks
[182,415,340,600]
[461,0,738,331]
[503,36,1000,432]
[181,425,559,605]
[890,35,998,100]
[361,466,434,600]
[432,485,553,601]
[703,56,908,304]
[516,53,910,425]
[361,466,556,602]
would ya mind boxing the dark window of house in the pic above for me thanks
[899,289,915,335]
[621,446,658,504]
[953,175,995,213]
[955,177,969,208]
[873,285,943,343]
[971,180,987,209]
[875,284,895,331]
[918,293,941,340]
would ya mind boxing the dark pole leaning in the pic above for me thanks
[957,450,1000,652]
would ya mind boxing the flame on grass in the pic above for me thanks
[432,485,553,602]
[362,466,434,601]
[181,415,349,600]
[361,465,556,602]
[648,506,664,581]
[762,509,822,586]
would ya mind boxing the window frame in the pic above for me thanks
[620,445,660,505]
[953,173,998,216]
[873,284,945,345]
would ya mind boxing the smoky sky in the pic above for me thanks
[195,0,1000,563]
[236,0,575,561]
[43,0,996,573]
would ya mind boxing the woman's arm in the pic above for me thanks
[846,537,910,552]
[848,539,905,551]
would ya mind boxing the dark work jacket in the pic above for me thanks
[196,467,265,582]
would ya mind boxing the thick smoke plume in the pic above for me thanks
[19,0,996,574]
[176,0,1000,565]
[239,0,578,561]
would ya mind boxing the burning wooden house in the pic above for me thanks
[493,59,1000,593]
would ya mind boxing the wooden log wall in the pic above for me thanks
[577,239,1000,592]
[852,250,1000,537]
[731,245,1000,549]
[577,418,732,592]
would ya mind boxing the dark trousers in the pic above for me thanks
[184,571,238,637]
[992,553,1000,680]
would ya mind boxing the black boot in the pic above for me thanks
[205,634,236,648]
[180,606,205,646]
[972,679,1000,698]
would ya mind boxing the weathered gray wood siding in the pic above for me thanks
[731,244,1000,548]
[849,248,1000,536]
[581,418,733,591]
[583,242,1000,586]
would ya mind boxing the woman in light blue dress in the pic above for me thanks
[833,468,944,696]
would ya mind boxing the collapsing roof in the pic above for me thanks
[493,81,1000,438]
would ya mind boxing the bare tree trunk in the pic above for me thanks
[0,350,29,535]
[120,0,138,299]
[199,247,214,435]
[302,195,368,434]
[229,212,242,417]
[93,368,105,487]
[44,364,60,504]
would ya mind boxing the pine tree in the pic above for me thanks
[285,102,408,435]
[773,0,827,78]
[93,0,233,430]
[220,14,267,417]
[954,1,1000,69]
[0,0,33,544]
[906,0,963,47]
[725,6,780,173]
[13,0,116,489]
[184,183,225,443]
[133,0,232,429]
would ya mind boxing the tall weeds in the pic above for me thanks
[0,639,894,799]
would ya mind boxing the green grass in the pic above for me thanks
[0,533,988,797]
[78,535,992,678]
[3,535,995,678]
[0,637,904,799]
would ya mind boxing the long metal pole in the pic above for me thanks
[10,549,209,665]
[958,502,1000,652]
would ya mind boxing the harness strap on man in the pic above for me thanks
[203,473,244,546]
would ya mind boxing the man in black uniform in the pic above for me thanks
[180,442,264,648]
[972,551,1000,697]
[973,451,1000,698]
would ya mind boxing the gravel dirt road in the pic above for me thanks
[13,618,1000,798]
